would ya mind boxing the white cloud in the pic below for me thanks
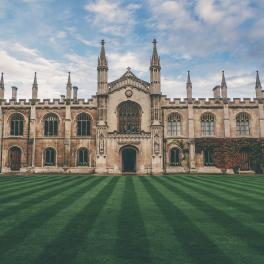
[84,0,141,35]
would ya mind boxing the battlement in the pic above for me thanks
[161,96,262,108]
[0,96,97,108]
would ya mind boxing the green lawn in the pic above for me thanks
[0,175,263,264]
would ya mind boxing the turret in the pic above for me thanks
[150,39,161,94]
[66,72,72,100]
[32,72,38,100]
[73,86,78,101]
[12,86,17,101]
[186,70,192,99]
[221,71,227,99]
[0,72,4,99]
[97,40,108,95]
[255,71,262,99]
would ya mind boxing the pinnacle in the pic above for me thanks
[187,70,191,83]
[221,70,227,87]
[0,72,4,89]
[256,70,262,89]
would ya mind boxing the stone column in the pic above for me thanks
[64,104,71,168]
[259,103,264,138]
[0,106,3,172]
[223,103,231,137]
[30,104,36,168]
[188,103,195,169]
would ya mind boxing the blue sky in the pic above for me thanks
[0,0,263,99]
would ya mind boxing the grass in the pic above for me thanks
[0,175,263,264]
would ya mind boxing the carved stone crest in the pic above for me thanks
[125,89,133,98]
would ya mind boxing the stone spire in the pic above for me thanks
[221,71,227,98]
[255,70,262,99]
[186,70,192,99]
[32,72,38,100]
[0,72,4,99]
[150,39,160,67]
[98,39,108,68]
[150,39,161,94]
[66,71,72,99]
[97,40,108,95]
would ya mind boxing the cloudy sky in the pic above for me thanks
[0,0,263,99]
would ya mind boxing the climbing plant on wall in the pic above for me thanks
[195,138,264,173]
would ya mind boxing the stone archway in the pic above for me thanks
[121,146,137,173]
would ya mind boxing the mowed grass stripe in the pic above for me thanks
[157,177,264,260]
[152,177,261,264]
[113,177,152,264]
[0,176,106,264]
[194,176,264,198]
[182,176,264,211]
[140,177,233,264]
[0,176,53,190]
[134,177,193,264]
[0,176,72,203]
[201,176,264,192]
[33,177,119,264]
[0,176,90,224]
[0,176,65,196]
[75,177,126,264]
[0,176,100,254]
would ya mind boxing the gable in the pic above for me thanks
[108,68,150,94]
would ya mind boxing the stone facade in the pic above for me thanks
[0,40,263,174]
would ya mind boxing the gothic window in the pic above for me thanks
[170,148,181,166]
[78,148,89,166]
[201,113,215,136]
[236,112,250,136]
[167,113,181,136]
[10,113,24,136]
[44,148,56,166]
[204,149,214,166]
[77,113,91,136]
[44,114,58,136]
[118,101,141,133]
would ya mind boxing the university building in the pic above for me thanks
[0,40,263,174]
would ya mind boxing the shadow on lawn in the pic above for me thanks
[141,177,233,264]
[115,177,152,263]
[33,177,119,264]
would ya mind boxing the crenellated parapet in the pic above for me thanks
[0,97,97,108]
[161,96,261,109]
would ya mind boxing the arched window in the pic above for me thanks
[44,114,58,136]
[236,112,250,136]
[170,148,181,166]
[204,149,214,166]
[77,113,91,136]
[10,113,24,136]
[78,148,89,166]
[44,148,56,166]
[168,113,181,136]
[201,113,215,136]
[118,101,141,133]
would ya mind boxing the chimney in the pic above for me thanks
[61,94,65,102]
[213,86,221,98]
[12,86,18,100]
[73,86,78,101]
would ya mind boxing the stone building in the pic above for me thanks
[0,40,263,174]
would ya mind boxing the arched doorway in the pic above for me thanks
[9,146,21,171]
[122,146,137,173]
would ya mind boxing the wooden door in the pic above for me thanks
[10,147,21,171]
[239,152,250,171]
